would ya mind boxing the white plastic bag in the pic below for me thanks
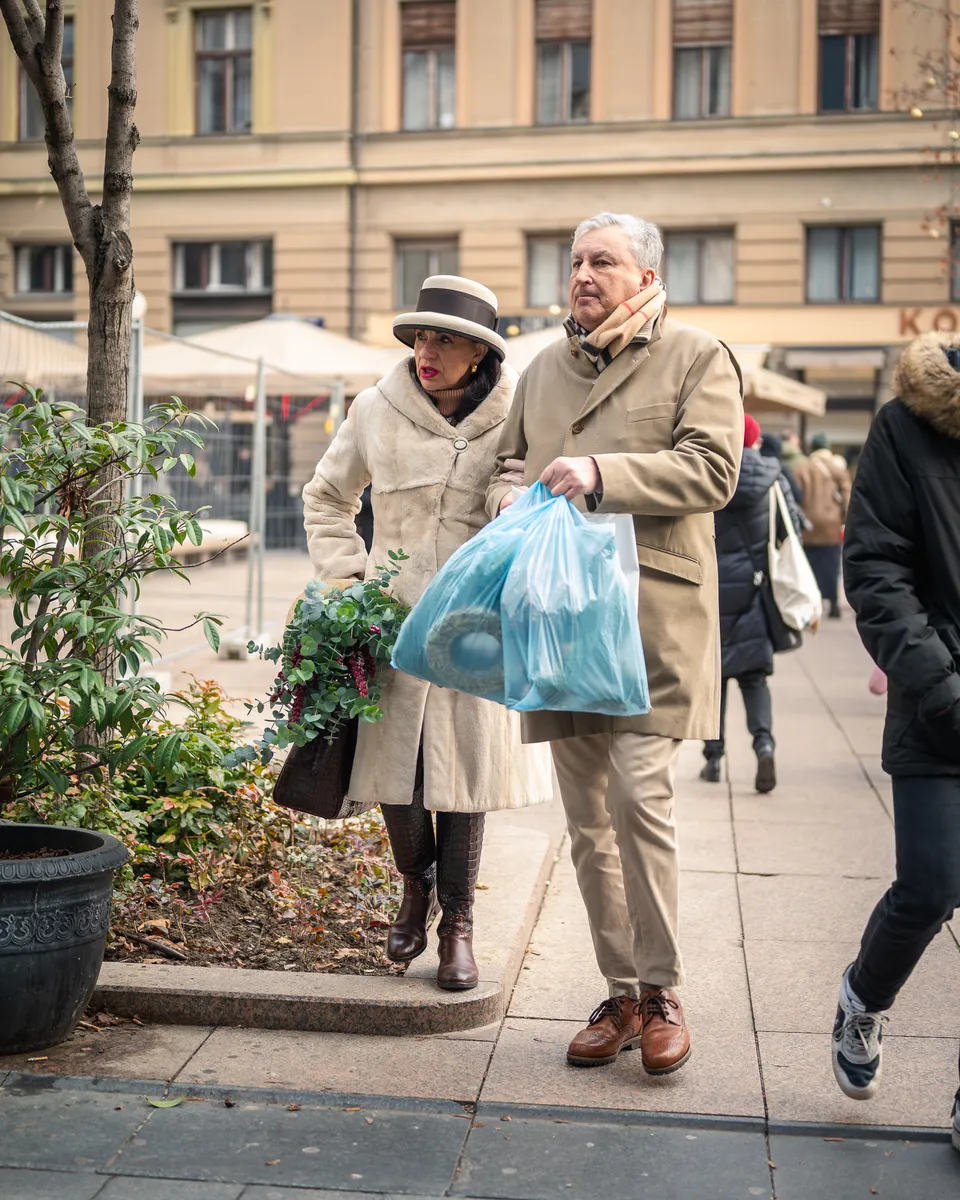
[768,482,823,631]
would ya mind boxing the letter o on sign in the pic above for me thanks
[933,308,959,332]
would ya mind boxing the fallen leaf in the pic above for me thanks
[276,937,292,945]
[364,1116,374,1125]
[870,1190,879,1196]
[823,1137,845,1143]
[266,1159,280,1166]
[344,1106,361,1112]
[476,883,489,890]
[146,1096,184,1108]
[501,1115,512,1122]
[287,1103,301,1112]
[768,1161,776,1170]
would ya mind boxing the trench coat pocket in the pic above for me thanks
[626,402,676,423]
[636,541,703,586]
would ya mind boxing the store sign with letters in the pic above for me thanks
[899,308,960,336]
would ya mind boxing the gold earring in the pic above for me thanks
[471,364,477,374]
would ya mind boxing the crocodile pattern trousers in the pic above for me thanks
[436,810,485,928]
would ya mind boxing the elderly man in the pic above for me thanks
[487,212,742,1076]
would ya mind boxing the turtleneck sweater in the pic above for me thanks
[429,382,471,419]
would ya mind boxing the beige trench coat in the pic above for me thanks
[487,317,743,744]
[302,359,553,814]
[792,448,852,546]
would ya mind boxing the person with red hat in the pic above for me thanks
[701,414,803,792]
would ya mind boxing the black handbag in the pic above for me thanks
[272,718,364,820]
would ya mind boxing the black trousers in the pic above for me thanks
[850,776,960,1015]
[703,671,774,760]
[805,544,842,607]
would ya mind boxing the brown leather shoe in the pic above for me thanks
[566,996,643,1067]
[638,988,691,1075]
[386,869,439,963]
[436,909,479,990]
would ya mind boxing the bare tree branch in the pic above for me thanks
[0,0,33,62]
[101,0,139,255]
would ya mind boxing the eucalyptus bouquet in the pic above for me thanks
[242,553,408,763]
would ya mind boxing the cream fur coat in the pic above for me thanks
[301,359,553,813]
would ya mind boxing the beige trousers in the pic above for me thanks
[551,732,683,995]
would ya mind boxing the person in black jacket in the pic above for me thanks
[831,333,960,1151]
[702,414,802,794]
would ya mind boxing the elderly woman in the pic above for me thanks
[301,276,549,991]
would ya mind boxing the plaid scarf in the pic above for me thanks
[564,278,667,372]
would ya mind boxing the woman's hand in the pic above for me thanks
[498,458,527,514]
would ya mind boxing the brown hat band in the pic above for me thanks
[415,287,498,331]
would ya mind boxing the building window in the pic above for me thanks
[19,15,74,141]
[195,8,253,135]
[395,239,458,308]
[173,240,272,293]
[663,231,735,304]
[527,236,571,309]
[535,0,591,124]
[14,245,74,295]
[819,0,879,112]
[806,226,881,302]
[401,1,456,131]
[673,0,732,119]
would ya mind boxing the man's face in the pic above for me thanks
[569,227,654,332]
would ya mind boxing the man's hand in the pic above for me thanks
[540,456,600,501]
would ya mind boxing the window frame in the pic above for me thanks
[663,229,736,305]
[13,244,75,296]
[19,14,74,142]
[194,6,253,137]
[526,234,572,309]
[805,224,882,304]
[818,31,879,113]
[172,239,273,296]
[535,39,591,125]
[672,43,732,120]
[394,238,459,308]
[401,44,456,131]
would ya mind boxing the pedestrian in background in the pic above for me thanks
[760,429,804,507]
[793,432,851,619]
[702,415,803,793]
[832,332,960,1155]
[488,212,742,1078]
[779,428,807,473]
[302,275,551,992]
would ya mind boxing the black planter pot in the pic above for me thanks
[0,823,129,1055]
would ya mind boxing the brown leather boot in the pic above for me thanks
[435,810,484,991]
[566,996,643,1067]
[386,867,439,963]
[638,988,691,1075]
[436,907,478,990]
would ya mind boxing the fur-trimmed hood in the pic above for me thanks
[894,332,960,439]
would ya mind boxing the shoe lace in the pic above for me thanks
[587,997,625,1028]
[639,992,679,1024]
[842,1011,887,1060]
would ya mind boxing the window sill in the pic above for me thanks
[804,298,882,306]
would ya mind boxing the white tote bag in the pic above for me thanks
[768,482,823,631]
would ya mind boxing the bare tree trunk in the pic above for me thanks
[0,0,139,431]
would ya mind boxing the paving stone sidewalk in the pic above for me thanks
[3,557,960,1198]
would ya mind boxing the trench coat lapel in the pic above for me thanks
[575,344,650,423]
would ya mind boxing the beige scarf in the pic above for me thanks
[565,278,667,370]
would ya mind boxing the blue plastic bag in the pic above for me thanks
[390,489,547,701]
[500,485,650,716]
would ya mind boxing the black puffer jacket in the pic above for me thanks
[843,332,960,776]
[716,448,802,679]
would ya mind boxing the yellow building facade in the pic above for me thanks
[0,0,955,447]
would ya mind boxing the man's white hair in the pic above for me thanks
[572,212,664,272]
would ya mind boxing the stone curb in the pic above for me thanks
[0,1073,950,1142]
[92,815,561,1038]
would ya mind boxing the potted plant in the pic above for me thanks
[0,390,222,1053]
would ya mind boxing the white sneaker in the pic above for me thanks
[831,965,888,1100]
[952,1092,960,1154]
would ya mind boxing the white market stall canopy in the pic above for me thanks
[504,325,826,417]
[0,312,87,395]
[141,315,405,398]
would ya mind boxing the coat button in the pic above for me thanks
[571,422,584,435]
[453,437,468,452]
